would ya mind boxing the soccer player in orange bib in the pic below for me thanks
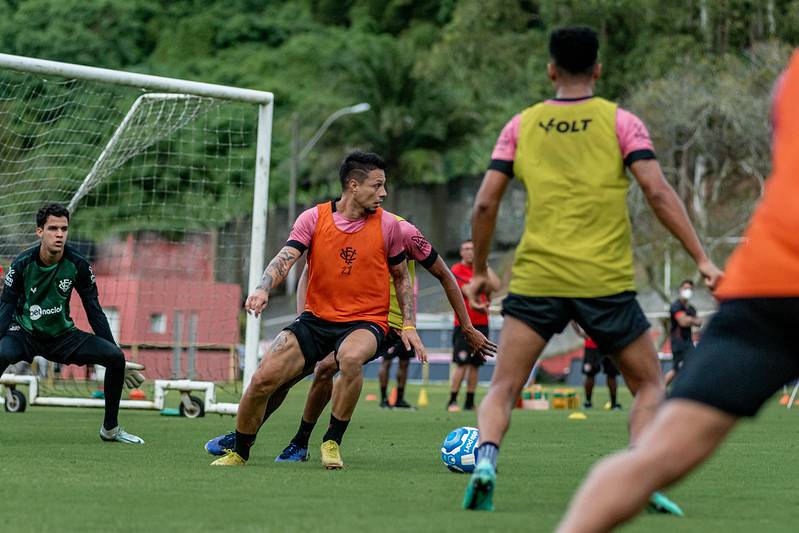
[461,26,722,512]
[211,151,426,469]
[557,52,799,533]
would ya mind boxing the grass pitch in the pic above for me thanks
[1,382,797,533]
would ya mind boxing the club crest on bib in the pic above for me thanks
[339,246,357,276]
[58,278,73,294]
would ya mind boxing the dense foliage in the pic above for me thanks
[0,0,795,285]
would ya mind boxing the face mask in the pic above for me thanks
[680,288,693,300]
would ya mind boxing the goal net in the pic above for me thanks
[0,54,272,410]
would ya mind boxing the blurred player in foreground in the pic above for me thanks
[557,51,799,533]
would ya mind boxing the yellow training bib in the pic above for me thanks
[388,216,415,330]
[510,97,634,297]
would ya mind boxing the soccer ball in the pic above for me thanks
[440,426,479,473]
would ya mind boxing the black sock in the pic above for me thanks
[291,418,316,448]
[477,442,499,468]
[586,392,592,403]
[380,386,388,401]
[234,431,256,461]
[322,414,350,445]
[102,359,124,431]
[610,392,617,405]
[449,392,458,404]
[397,387,405,401]
[465,392,475,409]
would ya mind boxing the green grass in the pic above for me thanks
[2,382,797,533]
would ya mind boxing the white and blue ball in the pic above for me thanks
[440,426,479,473]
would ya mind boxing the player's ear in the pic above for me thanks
[35,226,43,238]
[592,63,602,81]
[547,63,557,82]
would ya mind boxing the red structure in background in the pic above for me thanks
[66,234,241,381]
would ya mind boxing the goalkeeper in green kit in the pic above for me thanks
[0,203,145,444]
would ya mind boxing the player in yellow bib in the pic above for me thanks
[462,26,722,513]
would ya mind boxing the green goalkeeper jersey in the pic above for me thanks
[0,244,114,342]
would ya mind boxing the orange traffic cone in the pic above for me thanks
[780,394,790,406]
[389,387,398,407]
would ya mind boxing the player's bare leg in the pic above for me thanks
[449,364,467,411]
[556,400,736,533]
[584,374,595,407]
[212,331,305,465]
[464,364,479,410]
[394,357,411,407]
[271,354,338,462]
[607,374,619,408]
[464,316,547,511]
[379,356,392,407]
[664,367,677,386]
[303,354,336,422]
[477,316,546,446]
[322,329,378,468]
[610,332,664,445]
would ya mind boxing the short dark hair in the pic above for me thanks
[36,203,70,228]
[339,151,385,188]
[680,279,694,288]
[549,26,599,76]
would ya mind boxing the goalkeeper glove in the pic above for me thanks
[124,361,146,389]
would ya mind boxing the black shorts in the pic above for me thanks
[377,329,414,361]
[502,291,650,355]
[2,324,94,363]
[452,325,489,367]
[669,298,799,417]
[283,312,385,371]
[671,344,694,372]
[582,347,620,377]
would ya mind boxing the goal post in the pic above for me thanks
[0,52,273,414]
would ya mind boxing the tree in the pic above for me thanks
[625,42,790,298]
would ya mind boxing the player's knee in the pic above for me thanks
[247,370,279,398]
[336,352,362,378]
[102,343,125,370]
[315,357,337,381]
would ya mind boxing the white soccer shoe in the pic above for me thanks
[100,426,145,445]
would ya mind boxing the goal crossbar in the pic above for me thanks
[0,53,273,105]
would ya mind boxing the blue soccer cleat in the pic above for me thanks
[463,459,496,511]
[647,491,684,516]
[205,431,235,456]
[275,441,309,462]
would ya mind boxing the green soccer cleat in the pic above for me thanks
[463,459,496,511]
[647,491,684,516]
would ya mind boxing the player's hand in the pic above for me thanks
[462,325,497,361]
[245,288,269,317]
[124,361,146,389]
[401,328,427,363]
[698,259,723,292]
[464,272,491,304]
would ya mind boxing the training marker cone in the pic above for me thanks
[417,387,429,407]
[389,387,398,406]
[568,412,587,420]
[779,394,790,406]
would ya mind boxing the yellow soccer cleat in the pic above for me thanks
[321,440,344,470]
[211,450,247,466]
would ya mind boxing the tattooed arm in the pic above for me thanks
[389,260,428,362]
[245,246,302,317]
